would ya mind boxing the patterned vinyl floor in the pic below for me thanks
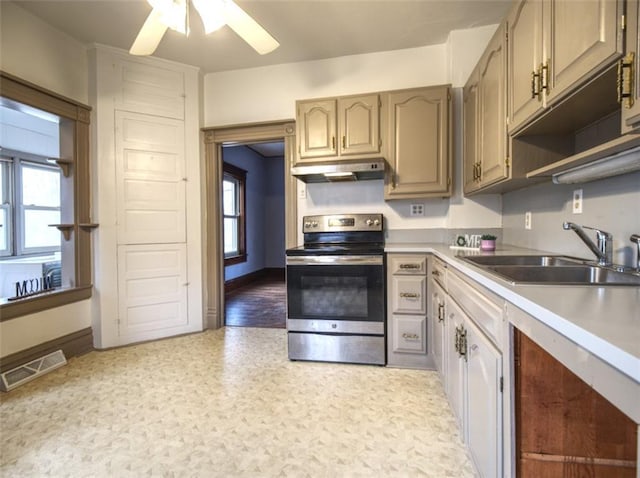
[0,327,476,477]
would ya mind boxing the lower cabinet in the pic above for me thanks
[387,254,430,369]
[446,296,503,478]
[442,267,504,478]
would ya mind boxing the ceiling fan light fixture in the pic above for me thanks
[192,0,226,34]
[147,0,187,34]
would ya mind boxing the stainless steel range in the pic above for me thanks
[285,213,385,365]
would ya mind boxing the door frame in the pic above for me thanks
[202,120,297,329]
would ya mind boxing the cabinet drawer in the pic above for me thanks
[391,276,426,314]
[389,255,427,275]
[430,256,447,290]
[447,269,504,346]
[391,315,427,354]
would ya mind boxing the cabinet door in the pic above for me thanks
[545,0,623,105]
[507,0,544,132]
[478,24,509,189]
[338,94,380,156]
[466,319,502,478]
[297,99,337,160]
[391,315,427,354]
[385,86,451,199]
[622,0,640,133]
[391,276,426,315]
[445,297,466,429]
[431,280,446,376]
[463,70,480,194]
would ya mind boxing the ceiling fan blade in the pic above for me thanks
[130,9,169,56]
[224,0,279,55]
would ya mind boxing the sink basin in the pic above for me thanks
[484,265,640,286]
[461,255,586,267]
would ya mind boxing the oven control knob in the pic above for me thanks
[304,221,311,228]
[311,221,318,228]
[373,219,380,226]
[366,219,373,226]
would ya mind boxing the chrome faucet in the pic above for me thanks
[631,234,640,271]
[562,222,613,267]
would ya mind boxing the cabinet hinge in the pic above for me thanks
[500,377,503,392]
[378,97,382,108]
[447,177,452,186]
[379,138,382,148]
[505,157,510,168]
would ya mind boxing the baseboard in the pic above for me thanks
[224,267,285,294]
[0,327,93,374]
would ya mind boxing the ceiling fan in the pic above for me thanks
[130,0,279,56]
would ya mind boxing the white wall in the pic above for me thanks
[0,3,91,359]
[0,2,88,104]
[503,171,640,268]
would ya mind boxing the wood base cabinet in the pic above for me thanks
[515,329,638,477]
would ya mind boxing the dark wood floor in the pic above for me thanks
[224,277,286,328]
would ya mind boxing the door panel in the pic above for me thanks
[338,94,380,156]
[117,243,188,339]
[115,111,186,244]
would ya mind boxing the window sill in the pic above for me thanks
[0,285,92,322]
[224,254,247,266]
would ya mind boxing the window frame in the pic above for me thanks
[222,162,246,266]
[0,71,94,321]
[0,157,12,257]
[1,151,62,257]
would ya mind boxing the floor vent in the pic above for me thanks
[0,350,67,392]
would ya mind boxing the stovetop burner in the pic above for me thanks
[285,213,384,257]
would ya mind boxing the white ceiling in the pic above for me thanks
[12,0,511,74]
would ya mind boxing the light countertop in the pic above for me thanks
[385,243,640,384]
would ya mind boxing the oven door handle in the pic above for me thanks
[286,255,383,266]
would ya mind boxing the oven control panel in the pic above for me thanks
[303,214,383,233]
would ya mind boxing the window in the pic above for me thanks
[1,153,61,257]
[222,162,246,265]
[1,72,94,320]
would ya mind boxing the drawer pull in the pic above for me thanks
[432,270,440,276]
[437,303,445,322]
[402,333,419,340]
[399,292,420,298]
[399,263,421,270]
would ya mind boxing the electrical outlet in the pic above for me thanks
[572,189,583,214]
[410,204,424,217]
[525,211,532,230]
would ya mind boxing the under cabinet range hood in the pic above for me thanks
[291,160,385,183]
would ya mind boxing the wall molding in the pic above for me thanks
[0,327,93,374]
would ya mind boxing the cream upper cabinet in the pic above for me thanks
[337,94,380,156]
[463,71,479,194]
[508,0,623,133]
[297,99,337,160]
[545,0,622,104]
[507,0,544,131]
[296,94,380,162]
[384,85,452,200]
[464,24,509,194]
[622,0,640,133]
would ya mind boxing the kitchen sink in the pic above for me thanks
[461,255,585,267]
[484,265,640,285]
[459,255,640,285]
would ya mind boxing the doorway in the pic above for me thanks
[221,142,286,328]
[202,120,297,330]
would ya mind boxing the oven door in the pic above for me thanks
[286,255,384,325]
